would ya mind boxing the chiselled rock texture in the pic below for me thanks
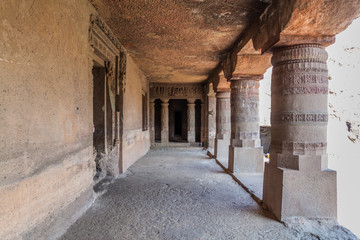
[0,1,95,238]
[90,0,268,83]
[214,92,231,166]
[263,44,337,221]
[228,78,264,173]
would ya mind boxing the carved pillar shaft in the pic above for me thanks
[207,94,216,149]
[270,44,329,170]
[263,44,336,221]
[216,92,231,139]
[149,99,155,144]
[161,99,169,144]
[187,99,196,143]
[230,78,261,147]
[228,75,264,173]
[214,91,231,163]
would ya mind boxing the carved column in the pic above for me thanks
[200,102,205,146]
[263,44,336,221]
[207,88,216,150]
[161,99,169,145]
[228,75,264,173]
[214,91,231,167]
[149,99,155,144]
[187,99,196,143]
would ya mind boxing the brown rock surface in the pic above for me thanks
[89,0,268,83]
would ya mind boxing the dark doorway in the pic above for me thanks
[169,99,187,142]
[154,99,162,142]
[174,111,182,136]
[195,100,202,143]
[92,64,106,176]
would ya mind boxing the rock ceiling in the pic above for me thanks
[90,0,269,83]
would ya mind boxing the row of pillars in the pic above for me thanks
[214,44,336,221]
[149,99,198,144]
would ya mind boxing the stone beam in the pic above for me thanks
[253,0,360,52]
[224,39,272,81]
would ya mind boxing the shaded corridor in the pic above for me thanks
[61,150,311,239]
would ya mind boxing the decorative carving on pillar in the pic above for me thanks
[214,91,231,164]
[270,44,329,168]
[215,92,231,140]
[263,44,336,221]
[228,75,264,174]
[230,78,261,148]
[207,83,216,149]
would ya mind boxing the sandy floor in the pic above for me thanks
[61,150,357,240]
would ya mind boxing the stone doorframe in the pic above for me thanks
[89,14,127,177]
[149,83,205,146]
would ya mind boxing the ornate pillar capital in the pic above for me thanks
[216,91,230,99]
[160,98,169,104]
[187,98,196,104]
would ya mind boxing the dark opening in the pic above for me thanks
[195,100,202,142]
[106,75,113,148]
[169,99,187,142]
[154,99,162,142]
[92,65,106,174]
[142,93,148,131]
[174,111,182,136]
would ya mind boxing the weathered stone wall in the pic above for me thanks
[0,0,95,239]
[122,56,150,172]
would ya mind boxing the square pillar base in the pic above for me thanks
[228,146,264,173]
[188,130,195,143]
[215,138,230,168]
[263,162,337,221]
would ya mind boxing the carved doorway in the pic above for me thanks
[169,99,187,142]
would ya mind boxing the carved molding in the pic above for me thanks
[272,141,327,151]
[271,112,328,124]
[281,86,328,95]
[150,83,204,99]
[89,14,124,53]
[118,51,127,93]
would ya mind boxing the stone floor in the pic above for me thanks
[61,149,358,240]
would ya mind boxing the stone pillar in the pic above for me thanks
[207,92,216,150]
[200,102,205,146]
[160,99,169,145]
[228,76,264,173]
[149,99,155,144]
[263,44,336,221]
[214,91,231,167]
[187,99,196,143]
